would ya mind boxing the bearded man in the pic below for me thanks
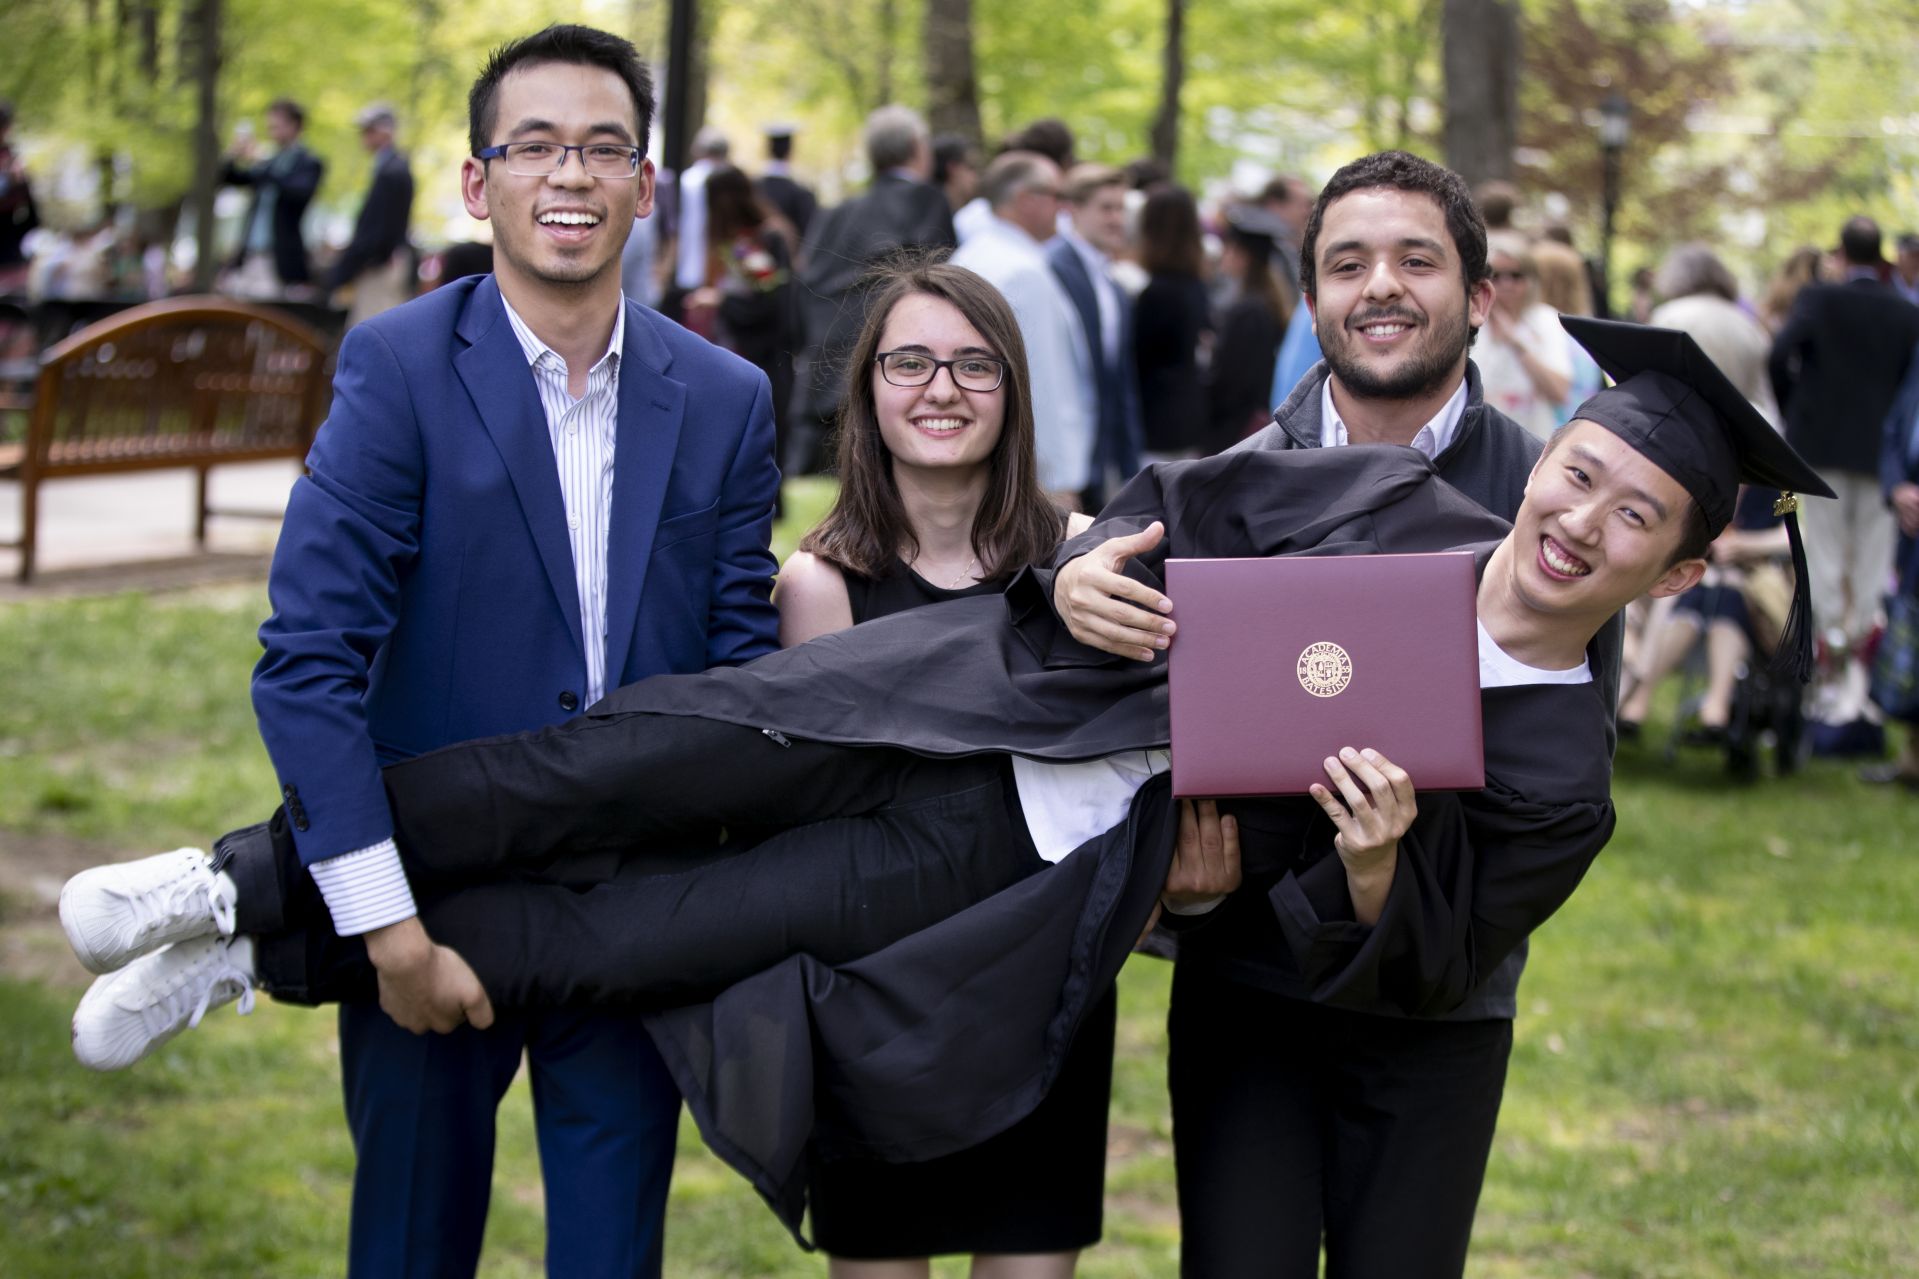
[1052,150,1623,1278]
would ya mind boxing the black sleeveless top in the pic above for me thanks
[842,560,1011,623]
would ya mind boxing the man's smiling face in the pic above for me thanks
[1504,420,1706,629]
[1308,187,1493,403]
[461,60,654,294]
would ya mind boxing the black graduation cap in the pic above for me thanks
[1222,204,1288,253]
[1560,315,1835,682]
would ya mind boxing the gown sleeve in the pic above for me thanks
[1264,682,1616,1015]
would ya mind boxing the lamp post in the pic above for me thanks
[1596,91,1630,318]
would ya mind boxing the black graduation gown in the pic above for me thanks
[377,447,1616,1243]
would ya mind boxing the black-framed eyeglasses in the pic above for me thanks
[876,350,1007,392]
[475,141,642,179]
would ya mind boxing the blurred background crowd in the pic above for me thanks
[3,0,1918,764]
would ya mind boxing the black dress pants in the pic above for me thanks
[1167,964,1512,1279]
[229,716,1043,1009]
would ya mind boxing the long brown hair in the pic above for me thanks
[1137,184,1204,278]
[1762,246,1823,332]
[1224,224,1291,329]
[800,258,1062,579]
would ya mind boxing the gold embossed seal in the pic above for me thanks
[1296,641,1353,698]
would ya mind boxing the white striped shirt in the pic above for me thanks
[500,291,625,708]
[311,294,628,937]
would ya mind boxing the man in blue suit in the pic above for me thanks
[250,24,779,1277]
[1048,163,1142,510]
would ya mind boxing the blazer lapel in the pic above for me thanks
[1053,247,1101,350]
[602,304,685,685]
[452,277,585,664]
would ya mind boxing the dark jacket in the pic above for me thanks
[1769,277,1919,475]
[757,172,818,242]
[1883,341,1919,593]
[1206,291,1285,451]
[326,147,415,292]
[0,147,41,271]
[1234,358,1543,522]
[223,143,324,285]
[1880,338,1919,501]
[1047,236,1143,488]
[1134,270,1212,454]
[792,173,956,423]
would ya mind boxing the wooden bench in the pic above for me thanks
[0,296,329,581]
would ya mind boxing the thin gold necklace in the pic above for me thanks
[915,553,979,588]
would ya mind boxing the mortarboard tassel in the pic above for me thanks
[1770,493,1815,684]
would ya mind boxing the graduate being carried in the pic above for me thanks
[58,318,1831,1242]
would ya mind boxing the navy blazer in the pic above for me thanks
[1882,338,1919,499]
[326,147,415,291]
[1769,277,1919,475]
[254,275,782,867]
[223,144,324,284]
[1046,237,1143,483]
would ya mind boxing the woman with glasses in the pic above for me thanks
[775,260,1106,1277]
[1476,231,1574,441]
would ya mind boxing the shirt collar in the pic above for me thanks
[499,291,627,378]
[1319,374,1469,460]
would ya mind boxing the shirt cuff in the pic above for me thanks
[308,839,418,936]
[1163,893,1226,916]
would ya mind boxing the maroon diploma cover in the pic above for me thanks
[1166,552,1484,796]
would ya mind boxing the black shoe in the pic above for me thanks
[1681,723,1728,749]
[1858,761,1919,790]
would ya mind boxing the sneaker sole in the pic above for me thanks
[57,865,221,976]
[58,875,122,976]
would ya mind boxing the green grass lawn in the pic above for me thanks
[2,475,1914,1275]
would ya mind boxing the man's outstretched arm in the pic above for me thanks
[1051,521,1176,661]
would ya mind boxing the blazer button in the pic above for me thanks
[559,690,580,712]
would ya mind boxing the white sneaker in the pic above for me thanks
[59,848,237,975]
[71,936,256,1072]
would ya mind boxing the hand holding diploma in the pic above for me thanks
[1310,747,1417,927]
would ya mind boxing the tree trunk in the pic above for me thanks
[661,0,694,173]
[1442,0,1520,185]
[686,0,711,145]
[877,0,897,107]
[136,0,162,78]
[1150,0,1185,172]
[922,0,982,149]
[407,0,444,128]
[186,0,223,291]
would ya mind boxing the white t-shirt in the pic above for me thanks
[1476,618,1591,687]
[1474,303,1573,441]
